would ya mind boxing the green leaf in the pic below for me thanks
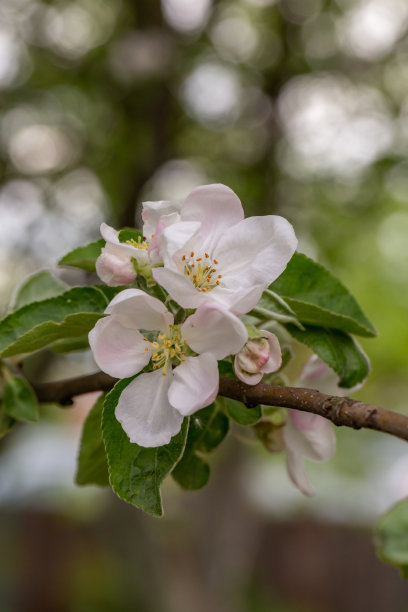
[375,499,408,578]
[0,402,16,439]
[218,360,235,378]
[218,396,262,426]
[102,379,188,516]
[286,324,370,388]
[58,239,105,273]
[3,376,39,422]
[172,404,229,490]
[76,394,109,487]
[252,290,304,330]
[270,253,377,338]
[12,270,68,309]
[0,287,108,358]
[50,335,90,353]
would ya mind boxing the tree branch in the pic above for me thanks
[32,372,408,443]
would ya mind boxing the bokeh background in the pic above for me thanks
[1,0,408,610]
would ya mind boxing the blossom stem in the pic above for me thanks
[30,372,408,443]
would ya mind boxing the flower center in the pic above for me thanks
[144,324,187,375]
[181,251,222,293]
[126,236,149,250]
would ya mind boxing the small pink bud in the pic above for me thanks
[234,331,282,386]
[95,247,136,287]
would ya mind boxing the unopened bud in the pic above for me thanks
[234,330,281,386]
[96,247,137,286]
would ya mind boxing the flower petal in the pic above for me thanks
[168,354,219,416]
[152,267,206,309]
[100,223,142,258]
[89,316,151,378]
[141,200,181,242]
[157,221,201,268]
[214,215,297,289]
[181,184,244,251]
[283,410,336,496]
[105,288,173,331]
[286,447,315,497]
[297,355,365,396]
[100,222,120,244]
[260,331,282,374]
[233,358,263,386]
[181,302,247,360]
[115,370,183,447]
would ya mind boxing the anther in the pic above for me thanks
[205,253,209,258]
[190,251,194,257]
[214,259,218,264]
[218,274,222,278]
[182,255,186,261]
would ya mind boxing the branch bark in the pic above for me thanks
[32,372,408,444]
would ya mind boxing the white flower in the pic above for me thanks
[152,184,298,314]
[234,330,282,385]
[282,356,352,496]
[95,200,181,286]
[89,289,247,447]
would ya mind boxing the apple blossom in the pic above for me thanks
[152,184,298,314]
[282,356,348,496]
[95,200,182,286]
[234,330,282,385]
[89,289,247,447]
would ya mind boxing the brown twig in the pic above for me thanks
[32,372,408,444]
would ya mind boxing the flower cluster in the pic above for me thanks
[90,184,298,448]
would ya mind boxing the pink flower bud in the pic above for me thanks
[95,247,136,286]
[234,331,282,385]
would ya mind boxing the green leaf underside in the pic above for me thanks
[375,499,408,578]
[12,270,68,309]
[270,253,377,338]
[50,335,90,353]
[76,394,109,487]
[102,379,188,516]
[286,324,370,388]
[0,287,108,358]
[58,239,105,272]
[220,396,262,426]
[3,376,39,422]
[255,291,304,329]
[172,404,229,490]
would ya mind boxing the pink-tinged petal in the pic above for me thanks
[181,184,244,252]
[89,316,151,378]
[181,302,247,360]
[233,357,263,386]
[214,215,297,289]
[115,370,183,447]
[286,448,315,497]
[168,354,219,416]
[297,355,365,396]
[152,267,206,309]
[95,247,137,287]
[100,222,120,244]
[260,331,282,374]
[105,288,173,331]
[157,221,201,268]
[149,212,181,264]
[142,200,181,241]
[283,410,336,496]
